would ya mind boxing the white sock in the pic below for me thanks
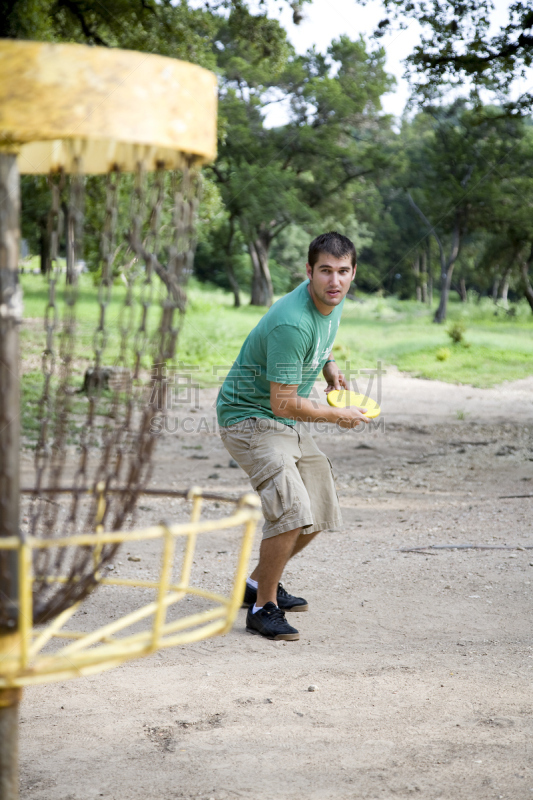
[246,577,258,589]
[252,604,263,614]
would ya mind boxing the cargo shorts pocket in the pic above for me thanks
[250,456,300,523]
[326,456,340,501]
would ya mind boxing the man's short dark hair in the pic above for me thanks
[308,232,357,269]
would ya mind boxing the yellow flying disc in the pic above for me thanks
[326,390,381,419]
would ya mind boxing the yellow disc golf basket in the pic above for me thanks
[0,40,260,800]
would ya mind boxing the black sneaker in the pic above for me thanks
[242,582,308,612]
[246,602,300,641]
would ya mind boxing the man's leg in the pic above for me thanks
[289,530,320,559]
[220,420,317,615]
[249,527,301,607]
[250,530,319,585]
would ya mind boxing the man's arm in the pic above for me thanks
[322,356,348,394]
[270,382,369,428]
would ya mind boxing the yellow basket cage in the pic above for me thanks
[0,488,260,690]
[0,38,259,799]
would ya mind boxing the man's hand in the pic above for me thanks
[322,360,348,394]
[335,407,370,428]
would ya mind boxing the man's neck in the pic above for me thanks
[307,282,334,316]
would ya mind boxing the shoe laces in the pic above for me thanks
[277,583,289,599]
[265,604,286,622]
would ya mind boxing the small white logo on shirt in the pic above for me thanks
[311,336,321,369]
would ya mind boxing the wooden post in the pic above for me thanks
[0,150,21,800]
[0,682,21,800]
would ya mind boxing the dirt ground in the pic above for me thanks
[20,369,533,800]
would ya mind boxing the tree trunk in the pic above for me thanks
[61,199,73,284]
[498,265,512,306]
[413,254,421,302]
[224,217,240,307]
[249,233,273,307]
[500,278,510,306]
[427,239,433,306]
[421,248,428,304]
[459,277,467,302]
[433,214,461,324]
[520,246,533,314]
[492,275,499,304]
[39,217,50,275]
[226,262,241,308]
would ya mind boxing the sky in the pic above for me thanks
[260,0,532,126]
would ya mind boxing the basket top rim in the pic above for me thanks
[0,40,217,173]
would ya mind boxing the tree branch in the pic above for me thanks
[56,0,109,46]
[207,164,229,184]
[520,242,533,313]
[308,168,374,209]
[446,212,461,271]
[417,33,533,71]
[407,192,446,270]
[125,232,186,312]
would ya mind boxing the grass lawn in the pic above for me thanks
[20,272,533,390]
[335,295,533,388]
[178,285,533,388]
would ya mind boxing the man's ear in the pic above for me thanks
[305,261,313,280]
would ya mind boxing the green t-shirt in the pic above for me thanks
[217,280,345,427]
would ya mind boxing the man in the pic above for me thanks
[217,232,369,641]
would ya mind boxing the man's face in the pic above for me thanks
[305,252,356,314]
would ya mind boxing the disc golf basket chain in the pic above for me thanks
[0,40,260,799]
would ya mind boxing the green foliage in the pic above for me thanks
[8,0,533,314]
[20,176,50,264]
[358,104,533,318]
[211,32,395,304]
[269,225,309,289]
[21,277,533,392]
[363,0,533,111]
[194,233,252,292]
[0,0,303,70]
[447,322,466,345]
[436,347,451,361]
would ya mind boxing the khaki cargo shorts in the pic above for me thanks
[220,417,342,539]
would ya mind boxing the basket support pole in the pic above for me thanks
[0,151,22,800]
[0,684,21,800]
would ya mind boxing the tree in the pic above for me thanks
[356,179,430,298]
[213,34,394,306]
[0,0,309,66]
[366,0,533,111]
[402,103,526,321]
[481,122,533,312]
[6,0,306,289]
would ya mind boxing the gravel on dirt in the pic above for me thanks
[20,370,533,800]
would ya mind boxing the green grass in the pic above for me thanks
[20,273,533,391]
[394,344,533,386]
[21,270,169,373]
[334,296,533,387]
[20,271,162,442]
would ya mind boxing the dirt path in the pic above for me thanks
[20,373,533,800]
